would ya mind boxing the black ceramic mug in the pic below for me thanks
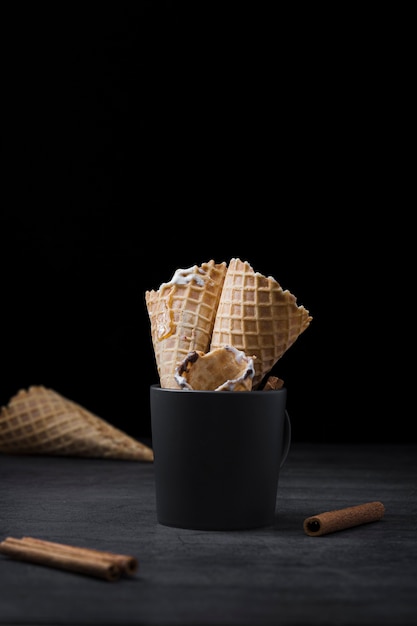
[150,385,291,530]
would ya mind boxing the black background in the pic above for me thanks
[1,3,410,443]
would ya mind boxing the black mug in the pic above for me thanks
[150,385,291,530]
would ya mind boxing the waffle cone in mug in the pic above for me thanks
[174,345,255,391]
[145,260,227,389]
[145,258,306,529]
[210,258,312,388]
[145,258,311,391]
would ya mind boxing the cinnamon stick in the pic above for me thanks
[303,501,385,536]
[0,536,138,581]
[21,536,138,575]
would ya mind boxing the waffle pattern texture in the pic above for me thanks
[174,346,254,391]
[146,258,312,390]
[0,386,154,461]
[145,260,227,388]
[210,258,312,388]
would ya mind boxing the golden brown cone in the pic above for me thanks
[145,260,227,388]
[263,375,285,391]
[174,345,255,391]
[0,386,154,461]
[210,258,312,388]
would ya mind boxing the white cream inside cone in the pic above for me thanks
[145,260,227,388]
[174,345,255,391]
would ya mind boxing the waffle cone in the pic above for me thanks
[0,386,154,461]
[210,258,312,388]
[145,260,227,388]
[174,345,255,391]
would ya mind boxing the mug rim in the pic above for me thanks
[150,383,286,395]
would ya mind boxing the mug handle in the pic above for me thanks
[280,410,292,469]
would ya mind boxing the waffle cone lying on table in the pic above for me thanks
[146,258,312,391]
[0,386,154,461]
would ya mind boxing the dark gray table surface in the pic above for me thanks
[1,443,416,626]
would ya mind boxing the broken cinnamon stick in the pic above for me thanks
[0,536,138,581]
[303,501,385,536]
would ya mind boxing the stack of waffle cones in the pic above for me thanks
[0,386,154,461]
[146,258,312,390]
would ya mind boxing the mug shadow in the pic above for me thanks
[270,510,300,533]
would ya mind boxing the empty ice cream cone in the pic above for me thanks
[0,386,154,461]
[145,260,227,388]
[210,258,312,388]
[174,345,255,391]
